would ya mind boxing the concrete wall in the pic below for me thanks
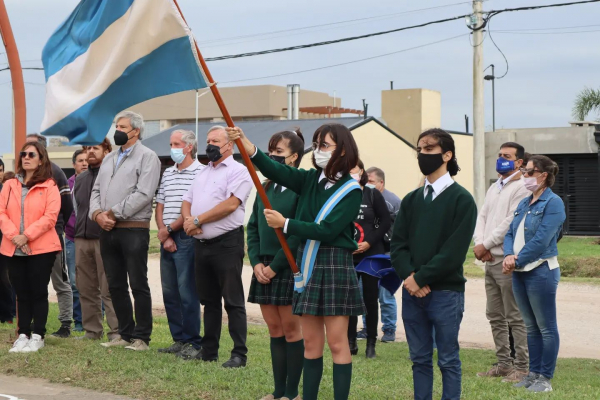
[381,88,441,146]
[451,133,474,194]
[485,126,599,185]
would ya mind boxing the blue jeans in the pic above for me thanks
[65,238,82,325]
[402,288,464,400]
[160,231,202,348]
[512,264,560,379]
[379,286,397,332]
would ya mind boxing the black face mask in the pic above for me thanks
[114,129,135,146]
[418,153,445,176]
[268,154,287,164]
[206,144,224,162]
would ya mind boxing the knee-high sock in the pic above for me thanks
[333,362,353,400]
[270,336,288,398]
[284,339,304,399]
[303,357,324,400]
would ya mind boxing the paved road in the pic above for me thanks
[51,254,600,360]
[0,374,134,400]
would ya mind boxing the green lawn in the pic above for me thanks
[1,305,599,400]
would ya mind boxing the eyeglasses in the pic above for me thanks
[20,151,38,159]
[311,142,336,151]
[520,168,543,177]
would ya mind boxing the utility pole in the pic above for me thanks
[472,0,485,209]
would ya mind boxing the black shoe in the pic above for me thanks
[176,344,203,360]
[159,341,185,354]
[222,356,246,368]
[366,338,376,359]
[349,339,358,356]
[51,325,71,338]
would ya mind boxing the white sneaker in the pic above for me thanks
[9,334,29,353]
[21,334,44,353]
[124,339,150,351]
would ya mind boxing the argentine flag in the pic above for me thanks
[40,0,208,145]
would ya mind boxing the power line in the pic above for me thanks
[496,23,600,31]
[220,34,468,84]
[487,20,508,79]
[205,0,600,62]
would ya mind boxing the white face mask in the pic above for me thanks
[350,173,361,182]
[314,149,332,169]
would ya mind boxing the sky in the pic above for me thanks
[1,0,600,157]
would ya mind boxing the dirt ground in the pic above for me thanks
[50,253,600,360]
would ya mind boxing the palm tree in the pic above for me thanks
[572,87,600,121]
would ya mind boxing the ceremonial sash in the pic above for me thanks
[294,179,362,293]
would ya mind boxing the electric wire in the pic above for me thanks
[487,20,509,79]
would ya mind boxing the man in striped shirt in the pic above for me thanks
[156,129,204,359]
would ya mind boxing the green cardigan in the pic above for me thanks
[247,183,301,273]
[390,183,477,292]
[252,149,362,251]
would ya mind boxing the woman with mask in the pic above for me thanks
[228,124,363,400]
[347,160,391,359]
[0,142,62,353]
[247,129,305,400]
[503,155,565,393]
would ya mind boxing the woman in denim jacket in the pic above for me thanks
[503,155,565,393]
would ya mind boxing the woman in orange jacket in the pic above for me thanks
[0,141,62,353]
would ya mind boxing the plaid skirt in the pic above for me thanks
[293,245,366,317]
[248,256,294,306]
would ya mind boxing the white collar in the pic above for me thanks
[496,170,521,190]
[318,170,342,183]
[273,183,287,192]
[174,159,201,173]
[425,172,453,195]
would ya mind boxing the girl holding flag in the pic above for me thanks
[228,124,364,400]
[247,129,305,400]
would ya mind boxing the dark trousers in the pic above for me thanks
[348,272,379,341]
[100,228,152,343]
[402,288,464,400]
[195,227,247,360]
[160,230,202,348]
[0,255,15,322]
[6,252,57,337]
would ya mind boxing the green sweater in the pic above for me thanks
[247,183,301,273]
[252,149,362,251]
[390,183,477,292]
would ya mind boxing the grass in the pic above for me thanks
[1,304,599,400]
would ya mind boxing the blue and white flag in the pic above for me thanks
[40,0,208,144]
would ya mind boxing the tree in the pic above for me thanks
[572,87,600,121]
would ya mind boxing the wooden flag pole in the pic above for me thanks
[172,1,299,275]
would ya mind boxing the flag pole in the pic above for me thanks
[172,1,299,275]
[0,0,26,165]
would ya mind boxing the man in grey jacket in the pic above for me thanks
[89,111,160,351]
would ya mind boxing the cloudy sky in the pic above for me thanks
[1,0,599,157]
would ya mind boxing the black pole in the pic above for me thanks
[362,99,368,120]
[595,129,600,232]
[390,81,394,90]
[492,64,496,131]
[465,115,469,134]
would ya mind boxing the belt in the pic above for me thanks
[197,226,243,245]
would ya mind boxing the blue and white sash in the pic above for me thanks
[294,179,361,293]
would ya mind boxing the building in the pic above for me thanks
[485,122,600,235]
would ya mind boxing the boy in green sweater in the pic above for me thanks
[391,128,477,400]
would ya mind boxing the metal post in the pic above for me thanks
[491,64,495,132]
[287,85,293,120]
[292,84,300,120]
[195,89,199,140]
[472,0,486,209]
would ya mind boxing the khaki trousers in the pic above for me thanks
[485,261,529,370]
[75,238,119,339]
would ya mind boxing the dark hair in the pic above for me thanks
[529,155,559,188]
[417,128,460,176]
[16,141,53,188]
[84,138,113,154]
[523,152,532,165]
[312,124,359,182]
[2,171,15,183]
[357,159,368,186]
[366,166,385,183]
[72,149,86,164]
[268,128,305,168]
[500,142,525,161]
[26,133,48,148]
[0,158,4,171]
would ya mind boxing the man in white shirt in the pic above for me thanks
[474,142,531,382]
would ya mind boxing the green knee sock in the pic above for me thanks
[333,362,353,400]
[302,357,324,400]
[270,336,288,398]
[284,339,304,399]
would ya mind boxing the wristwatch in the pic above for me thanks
[166,224,173,234]
[193,217,201,227]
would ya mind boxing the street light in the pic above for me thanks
[484,64,495,131]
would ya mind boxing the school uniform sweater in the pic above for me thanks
[252,149,362,251]
[391,183,477,292]
[247,183,301,273]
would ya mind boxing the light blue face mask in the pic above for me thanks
[365,183,376,189]
[170,148,186,164]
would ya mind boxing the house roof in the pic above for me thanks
[143,117,366,158]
